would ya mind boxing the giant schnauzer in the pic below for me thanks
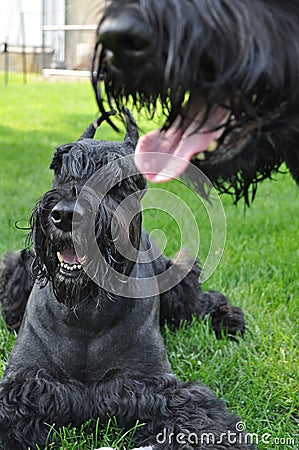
[95,1,299,204]
[0,110,250,449]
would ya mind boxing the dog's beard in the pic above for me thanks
[32,221,101,308]
[36,240,101,308]
[52,268,99,308]
[32,222,140,309]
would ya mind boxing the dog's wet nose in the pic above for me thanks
[51,199,84,232]
[98,12,152,65]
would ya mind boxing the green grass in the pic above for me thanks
[0,73,298,449]
[40,418,144,450]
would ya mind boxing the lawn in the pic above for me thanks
[0,74,298,449]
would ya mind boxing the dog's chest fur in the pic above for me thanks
[8,283,171,383]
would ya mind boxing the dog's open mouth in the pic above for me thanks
[56,245,87,275]
[134,94,256,182]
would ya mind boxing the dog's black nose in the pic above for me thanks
[51,199,84,232]
[98,12,152,66]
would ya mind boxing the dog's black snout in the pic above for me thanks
[51,199,84,232]
[98,12,152,64]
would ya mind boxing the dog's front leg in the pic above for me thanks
[0,249,34,333]
[158,258,245,337]
[0,371,89,450]
[0,376,54,450]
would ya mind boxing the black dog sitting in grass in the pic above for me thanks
[0,110,251,450]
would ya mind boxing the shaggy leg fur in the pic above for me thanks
[0,369,90,449]
[159,261,244,337]
[0,250,34,332]
[0,369,254,450]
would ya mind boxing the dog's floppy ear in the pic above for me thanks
[123,108,139,147]
[78,110,116,140]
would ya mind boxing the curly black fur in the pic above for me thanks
[0,369,253,450]
[95,0,299,204]
[0,250,34,332]
[0,111,250,449]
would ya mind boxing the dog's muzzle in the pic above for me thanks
[51,198,84,232]
[51,199,87,274]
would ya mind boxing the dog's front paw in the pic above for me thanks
[211,297,245,338]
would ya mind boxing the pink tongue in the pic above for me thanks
[61,247,79,265]
[135,109,229,182]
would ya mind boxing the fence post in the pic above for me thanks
[4,41,9,86]
[20,12,27,84]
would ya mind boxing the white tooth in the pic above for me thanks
[57,252,63,263]
[79,256,87,266]
[206,140,218,152]
[194,153,206,161]
[60,260,83,271]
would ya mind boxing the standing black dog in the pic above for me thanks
[95,1,299,204]
[0,111,250,450]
